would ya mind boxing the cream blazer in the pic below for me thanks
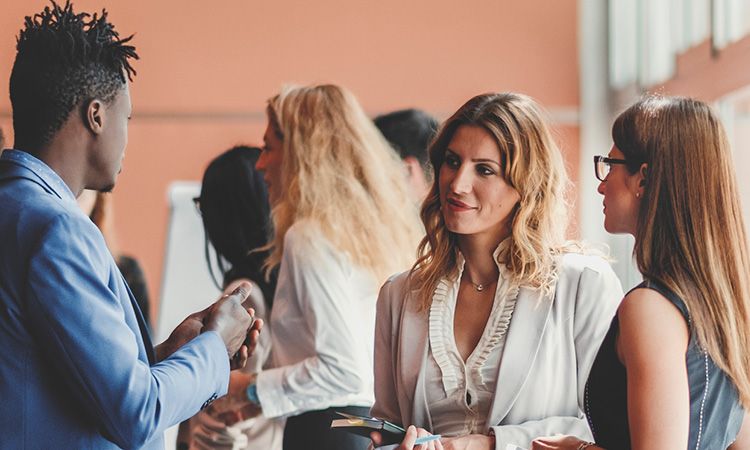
[371,253,623,449]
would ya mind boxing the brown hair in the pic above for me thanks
[409,92,570,309]
[613,95,750,407]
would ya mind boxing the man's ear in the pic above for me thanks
[84,99,106,135]
[402,156,420,178]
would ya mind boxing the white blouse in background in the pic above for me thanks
[425,243,519,437]
[256,220,378,418]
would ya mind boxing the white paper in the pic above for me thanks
[505,445,528,450]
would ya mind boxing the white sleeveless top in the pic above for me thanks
[424,242,519,436]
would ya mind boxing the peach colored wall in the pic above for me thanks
[0,0,580,322]
[652,36,750,101]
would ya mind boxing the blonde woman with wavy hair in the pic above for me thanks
[261,84,421,282]
[370,93,622,450]
[208,84,422,450]
[539,96,750,450]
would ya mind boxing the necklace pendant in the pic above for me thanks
[475,284,484,292]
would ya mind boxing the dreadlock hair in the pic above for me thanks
[10,0,138,151]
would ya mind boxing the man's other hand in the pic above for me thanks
[204,282,255,361]
[155,305,211,362]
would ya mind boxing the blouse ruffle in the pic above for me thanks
[428,240,520,396]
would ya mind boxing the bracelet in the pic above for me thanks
[245,382,260,406]
[577,442,596,450]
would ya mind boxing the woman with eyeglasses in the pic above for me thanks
[533,96,750,450]
[369,93,623,450]
[184,146,283,450]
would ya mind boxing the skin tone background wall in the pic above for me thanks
[0,0,581,322]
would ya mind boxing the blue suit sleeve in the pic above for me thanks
[25,213,229,448]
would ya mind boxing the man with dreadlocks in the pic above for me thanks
[0,2,261,448]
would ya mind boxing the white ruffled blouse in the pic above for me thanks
[424,241,519,436]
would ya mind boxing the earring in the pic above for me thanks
[636,192,641,199]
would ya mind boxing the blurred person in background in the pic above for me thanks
[182,146,283,450]
[78,190,152,330]
[370,93,622,450]
[374,108,438,202]
[209,84,424,450]
[534,97,750,449]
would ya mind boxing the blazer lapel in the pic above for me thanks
[486,285,554,428]
[121,273,156,364]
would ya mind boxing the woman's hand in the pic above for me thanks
[530,435,600,450]
[207,372,261,419]
[440,434,494,450]
[370,425,444,450]
[191,409,249,449]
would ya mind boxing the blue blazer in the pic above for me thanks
[0,150,230,449]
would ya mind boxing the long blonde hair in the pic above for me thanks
[263,84,423,283]
[613,95,750,407]
[410,92,570,309]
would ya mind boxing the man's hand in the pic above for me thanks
[222,278,265,369]
[231,315,263,370]
[204,282,255,361]
[155,305,211,362]
[155,281,261,364]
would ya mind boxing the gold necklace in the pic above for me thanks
[465,275,493,292]
[470,281,486,292]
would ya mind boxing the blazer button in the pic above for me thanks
[200,393,219,410]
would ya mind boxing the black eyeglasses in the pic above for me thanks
[593,155,628,182]
[192,196,202,215]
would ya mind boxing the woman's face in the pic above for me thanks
[256,119,284,205]
[597,145,641,235]
[439,125,520,243]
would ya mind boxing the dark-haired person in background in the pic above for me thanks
[0,2,260,449]
[374,108,438,202]
[198,146,277,306]
[184,146,283,450]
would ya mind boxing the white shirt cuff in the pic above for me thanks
[256,366,296,418]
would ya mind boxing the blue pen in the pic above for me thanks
[413,434,442,445]
[375,435,442,450]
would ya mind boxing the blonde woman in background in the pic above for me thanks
[370,93,623,450]
[209,84,423,450]
[535,97,750,449]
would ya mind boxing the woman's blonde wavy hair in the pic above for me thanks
[410,92,570,309]
[262,84,423,283]
[613,95,750,408]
